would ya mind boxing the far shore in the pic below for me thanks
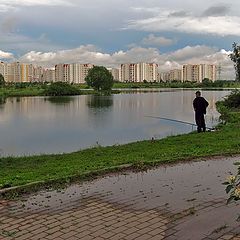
[0,81,239,99]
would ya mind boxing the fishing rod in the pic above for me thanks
[145,116,214,130]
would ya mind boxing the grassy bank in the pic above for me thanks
[0,101,240,192]
[112,81,240,89]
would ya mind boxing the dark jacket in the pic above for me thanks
[193,97,209,114]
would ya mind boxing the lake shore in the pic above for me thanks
[0,100,239,197]
[0,81,240,99]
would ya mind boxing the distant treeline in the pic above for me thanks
[113,79,240,89]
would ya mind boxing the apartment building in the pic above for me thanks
[74,64,94,84]
[169,69,182,81]
[110,68,121,81]
[42,69,55,82]
[0,62,44,82]
[120,63,158,82]
[160,72,170,82]
[200,64,216,82]
[182,64,216,82]
[55,64,69,82]
[55,63,94,83]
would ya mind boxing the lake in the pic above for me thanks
[0,89,230,156]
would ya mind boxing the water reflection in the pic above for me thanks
[0,97,6,105]
[0,90,230,156]
[46,96,74,105]
[87,95,113,109]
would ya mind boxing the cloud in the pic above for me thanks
[1,17,18,33]
[142,34,175,46]
[168,10,189,18]
[0,42,234,79]
[166,45,217,62]
[19,45,111,67]
[0,0,73,12]
[17,44,234,79]
[0,50,14,59]
[126,8,240,36]
[0,33,64,53]
[202,5,230,17]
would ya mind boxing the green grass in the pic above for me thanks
[0,86,45,97]
[112,81,240,89]
[0,107,239,190]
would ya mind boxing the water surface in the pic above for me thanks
[0,89,230,156]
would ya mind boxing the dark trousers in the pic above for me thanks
[195,112,206,133]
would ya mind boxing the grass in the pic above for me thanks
[0,86,45,97]
[0,106,240,191]
[112,81,240,89]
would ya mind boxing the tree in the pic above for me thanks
[229,42,240,81]
[85,66,114,92]
[0,73,5,86]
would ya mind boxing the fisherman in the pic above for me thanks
[193,91,209,133]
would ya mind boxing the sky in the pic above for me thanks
[1,0,240,79]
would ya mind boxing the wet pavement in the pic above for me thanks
[0,155,240,240]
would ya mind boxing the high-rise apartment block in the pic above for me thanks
[0,62,43,82]
[42,69,55,82]
[55,63,94,83]
[182,64,216,82]
[0,60,218,84]
[110,68,121,81]
[120,63,158,82]
[169,69,182,81]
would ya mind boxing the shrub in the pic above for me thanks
[224,162,240,221]
[223,90,240,109]
[44,82,81,96]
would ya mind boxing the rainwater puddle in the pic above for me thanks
[15,156,240,215]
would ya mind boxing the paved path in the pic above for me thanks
[0,156,240,240]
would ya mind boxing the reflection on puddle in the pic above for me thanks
[14,156,239,214]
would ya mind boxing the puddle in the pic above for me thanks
[11,156,240,215]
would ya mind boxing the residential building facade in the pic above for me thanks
[120,63,159,82]
[182,64,216,82]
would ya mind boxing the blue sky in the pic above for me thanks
[1,0,240,79]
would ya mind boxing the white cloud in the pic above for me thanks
[166,45,217,62]
[0,50,14,59]
[142,34,175,46]
[126,9,240,36]
[0,0,73,12]
[17,44,234,79]
[1,0,72,7]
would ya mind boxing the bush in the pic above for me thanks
[0,74,5,87]
[223,90,240,109]
[224,162,240,221]
[44,82,81,96]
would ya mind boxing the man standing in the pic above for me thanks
[193,91,209,133]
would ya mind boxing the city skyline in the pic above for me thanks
[0,0,240,79]
[0,61,217,83]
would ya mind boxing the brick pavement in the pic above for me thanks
[0,156,240,239]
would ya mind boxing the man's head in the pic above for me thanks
[195,91,201,97]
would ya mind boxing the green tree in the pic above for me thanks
[85,66,114,92]
[229,42,240,81]
[0,73,5,86]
